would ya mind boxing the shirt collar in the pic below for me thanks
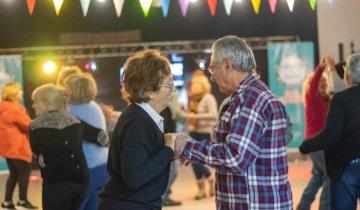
[229,74,258,103]
[136,102,164,132]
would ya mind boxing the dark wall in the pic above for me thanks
[0,0,317,114]
[0,0,317,46]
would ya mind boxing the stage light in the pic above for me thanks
[43,61,56,74]
[85,61,97,72]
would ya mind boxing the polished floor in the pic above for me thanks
[0,159,358,210]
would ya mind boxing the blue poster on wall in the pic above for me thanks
[0,55,23,172]
[267,42,314,148]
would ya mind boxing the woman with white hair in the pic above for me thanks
[300,53,360,210]
[30,84,89,210]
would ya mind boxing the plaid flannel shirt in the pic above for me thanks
[181,75,293,210]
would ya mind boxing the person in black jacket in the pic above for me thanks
[300,53,360,210]
[30,84,89,210]
[98,49,176,210]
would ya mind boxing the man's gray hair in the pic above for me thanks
[345,53,360,84]
[212,35,256,73]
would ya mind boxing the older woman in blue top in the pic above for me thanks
[99,49,176,210]
[65,73,108,210]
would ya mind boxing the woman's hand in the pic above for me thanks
[164,133,177,150]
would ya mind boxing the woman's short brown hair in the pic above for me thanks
[64,73,97,104]
[1,82,21,102]
[124,49,171,103]
[56,65,82,87]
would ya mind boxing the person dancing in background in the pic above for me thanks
[0,82,37,210]
[187,70,218,200]
[29,84,89,210]
[64,73,108,210]
[297,57,337,210]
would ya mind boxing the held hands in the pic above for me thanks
[320,56,335,68]
[164,132,191,162]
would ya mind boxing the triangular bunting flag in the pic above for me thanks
[53,0,64,16]
[286,0,295,12]
[26,0,36,15]
[207,0,217,16]
[139,0,153,17]
[79,0,91,16]
[251,0,261,15]
[309,0,316,10]
[178,0,189,17]
[268,0,277,14]
[223,0,234,16]
[113,0,125,17]
[161,0,171,17]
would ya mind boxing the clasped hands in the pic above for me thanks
[164,132,191,159]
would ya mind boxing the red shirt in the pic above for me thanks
[305,65,329,138]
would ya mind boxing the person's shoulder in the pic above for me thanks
[30,112,80,131]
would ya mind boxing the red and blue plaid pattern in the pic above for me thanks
[181,75,293,209]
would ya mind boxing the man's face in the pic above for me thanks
[209,55,228,94]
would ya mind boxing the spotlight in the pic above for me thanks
[85,61,97,72]
[43,61,56,74]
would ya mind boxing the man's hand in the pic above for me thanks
[174,133,190,158]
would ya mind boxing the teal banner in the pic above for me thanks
[267,42,314,148]
[0,55,23,172]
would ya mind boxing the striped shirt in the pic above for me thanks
[181,75,293,209]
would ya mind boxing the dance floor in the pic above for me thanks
[0,158,355,210]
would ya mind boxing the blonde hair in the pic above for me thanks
[2,82,21,102]
[56,65,82,87]
[191,70,211,94]
[32,84,68,112]
[65,73,97,104]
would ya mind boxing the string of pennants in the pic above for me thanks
[25,0,334,17]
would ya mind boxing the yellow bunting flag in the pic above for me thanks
[251,0,261,15]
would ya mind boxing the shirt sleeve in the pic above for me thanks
[10,106,31,134]
[181,98,265,174]
[306,65,325,100]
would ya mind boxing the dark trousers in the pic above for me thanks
[4,158,31,201]
[42,182,88,210]
[331,161,360,210]
[189,132,211,180]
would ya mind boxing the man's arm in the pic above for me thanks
[179,104,265,174]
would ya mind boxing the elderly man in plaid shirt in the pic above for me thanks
[174,35,293,210]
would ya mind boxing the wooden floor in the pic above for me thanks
[0,159,358,210]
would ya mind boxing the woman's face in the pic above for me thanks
[150,75,174,112]
[32,98,47,117]
[191,82,204,100]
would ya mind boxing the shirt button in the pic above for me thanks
[70,154,74,158]
[77,165,80,169]
[65,141,68,145]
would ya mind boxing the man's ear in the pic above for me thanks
[223,58,232,72]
